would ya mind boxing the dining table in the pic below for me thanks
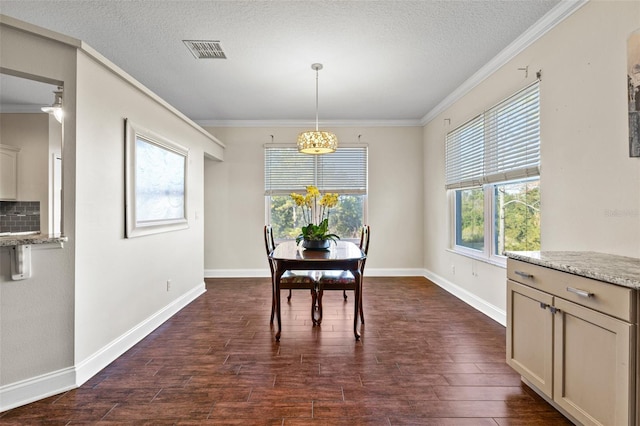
[269,240,366,341]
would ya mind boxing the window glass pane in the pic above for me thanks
[455,187,484,250]
[494,179,540,254]
[269,194,364,240]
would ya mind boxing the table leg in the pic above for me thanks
[275,268,283,341]
[352,269,361,340]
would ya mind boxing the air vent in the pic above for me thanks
[183,40,227,59]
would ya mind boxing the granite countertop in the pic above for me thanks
[0,234,68,247]
[505,251,640,290]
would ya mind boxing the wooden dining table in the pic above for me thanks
[269,240,366,341]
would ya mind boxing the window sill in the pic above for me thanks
[445,248,506,269]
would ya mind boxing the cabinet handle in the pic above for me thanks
[549,306,561,314]
[566,287,594,298]
[539,302,549,310]
[514,270,534,279]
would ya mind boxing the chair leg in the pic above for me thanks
[316,287,323,325]
[311,288,318,325]
[359,290,364,324]
[270,281,275,324]
[287,288,292,302]
[270,297,275,324]
[343,289,348,300]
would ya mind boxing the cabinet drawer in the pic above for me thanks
[508,259,635,322]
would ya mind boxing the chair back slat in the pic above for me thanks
[359,225,370,256]
[264,225,276,255]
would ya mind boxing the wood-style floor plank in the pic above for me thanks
[0,277,572,425]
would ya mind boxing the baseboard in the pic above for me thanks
[0,282,206,413]
[0,367,76,413]
[204,269,270,278]
[75,282,206,385]
[423,269,506,326]
[203,268,504,325]
[204,268,425,278]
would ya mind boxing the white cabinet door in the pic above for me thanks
[507,279,554,397]
[554,297,634,426]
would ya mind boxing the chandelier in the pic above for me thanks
[297,63,338,154]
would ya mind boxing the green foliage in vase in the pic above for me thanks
[295,218,340,244]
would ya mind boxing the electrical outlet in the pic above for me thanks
[166,279,171,291]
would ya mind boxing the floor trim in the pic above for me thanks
[424,269,506,326]
[0,282,206,413]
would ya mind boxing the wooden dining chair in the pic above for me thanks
[264,225,318,324]
[315,225,369,325]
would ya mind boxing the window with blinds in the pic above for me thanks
[265,146,368,195]
[445,81,540,189]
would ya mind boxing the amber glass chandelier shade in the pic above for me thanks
[297,130,338,154]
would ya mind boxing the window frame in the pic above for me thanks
[264,144,368,241]
[450,178,540,267]
[446,81,541,267]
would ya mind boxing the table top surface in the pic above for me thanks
[270,240,365,262]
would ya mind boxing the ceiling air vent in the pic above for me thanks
[183,40,227,59]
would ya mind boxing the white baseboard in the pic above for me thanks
[0,282,206,413]
[1,272,504,413]
[202,268,504,326]
[204,268,426,278]
[0,367,76,413]
[204,269,270,278]
[423,269,506,326]
[75,282,206,385]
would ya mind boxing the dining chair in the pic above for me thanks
[315,225,369,325]
[264,225,318,324]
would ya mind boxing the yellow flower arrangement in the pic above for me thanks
[290,186,340,244]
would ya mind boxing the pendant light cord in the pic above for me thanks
[315,67,319,131]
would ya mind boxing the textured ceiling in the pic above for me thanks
[0,0,567,125]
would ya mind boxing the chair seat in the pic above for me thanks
[279,270,317,288]
[317,270,355,283]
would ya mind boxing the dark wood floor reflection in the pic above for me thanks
[0,277,570,425]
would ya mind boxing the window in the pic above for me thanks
[446,82,540,263]
[265,146,367,240]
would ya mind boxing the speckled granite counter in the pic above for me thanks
[0,234,67,247]
[505,251,640,290]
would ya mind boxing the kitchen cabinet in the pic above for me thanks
[0,144,19,200]
[507,256,637,426]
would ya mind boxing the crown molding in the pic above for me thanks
[420,0,588,126]
[195,119,423,128]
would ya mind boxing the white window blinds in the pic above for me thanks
[445,81,540,189]
[265,146,368,195]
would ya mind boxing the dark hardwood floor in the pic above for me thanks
[0,277,571,425]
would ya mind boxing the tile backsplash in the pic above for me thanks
[0,201,41,233]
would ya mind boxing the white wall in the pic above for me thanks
[0,15,224,411]
[203,126,424,277]
[0,18,78,398]
[423,0,640,322]
[72,50,219,367]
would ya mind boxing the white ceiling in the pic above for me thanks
[0,0,572,126]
